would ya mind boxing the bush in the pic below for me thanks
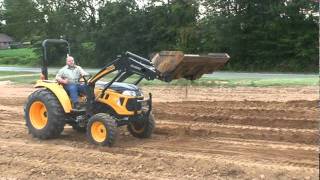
[0,57,19,64]
[0,48,40,66]
[10,42,23,49]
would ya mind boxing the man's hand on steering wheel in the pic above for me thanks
[79,74,92,85]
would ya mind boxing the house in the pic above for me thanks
[0,33,13,49]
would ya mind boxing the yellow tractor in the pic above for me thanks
[24,39,229,146]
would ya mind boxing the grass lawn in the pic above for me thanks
[0,71,33,76]
[0,71,40,84]
[0,48,37,58]
[0,71,317,87]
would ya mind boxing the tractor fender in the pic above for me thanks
[34,80,72,113]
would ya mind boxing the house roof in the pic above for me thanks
[0,33,13,42]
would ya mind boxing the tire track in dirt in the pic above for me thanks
[0,86,318,179]
[153,101,318,130]
[0,136,317,179]
[0,99,318,145]
[132,142,317,170]
[154,111,318,129]
[154,121,318,145]
[0,138,174,180]
[152,100,318,145]
[156,100,318,110]
[154,104,317,120]
[0,97,26,106]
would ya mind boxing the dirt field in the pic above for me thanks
[0,84,318,179]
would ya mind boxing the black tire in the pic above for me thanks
[72,124,87,133]
[24,89,65,139]
[127,113,155,138]
[86,113,118,146]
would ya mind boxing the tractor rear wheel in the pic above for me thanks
[127,113,155,138]
[24,89,65,139]
[87,113,118,146]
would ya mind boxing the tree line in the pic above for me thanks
[0,0,318,72]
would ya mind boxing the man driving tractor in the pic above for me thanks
[24,39,229,146]
[56,55,89,110]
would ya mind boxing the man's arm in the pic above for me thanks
[56,68,68,84]
[77,66,89,76]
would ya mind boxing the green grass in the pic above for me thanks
[0,71,33,76]
[0,75,39,84]
[169,76,319,87]
[0,48,40,66]
[0,71,40,84]
[241,77,318,87]
[0,71,317,87]
[89,74,319,87]
[0,48,36,57]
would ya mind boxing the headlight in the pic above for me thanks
[122,90,137,97]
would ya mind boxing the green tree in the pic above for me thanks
[3,0,43,41]
[95,0,145,64]
[145,0,200,52]
[0,0,316,72]
[95,0,201,65]
[200,0,318,72]
[32,0,104,66]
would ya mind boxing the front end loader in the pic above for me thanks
[24,39,229,146]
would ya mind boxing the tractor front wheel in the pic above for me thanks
[127,113,155,138]
[87,113,118,146]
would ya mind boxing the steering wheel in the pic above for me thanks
[79,74,92,85]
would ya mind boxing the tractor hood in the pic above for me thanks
[96,81,139,92]
[110,82,139,92]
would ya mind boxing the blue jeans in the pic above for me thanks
[64,83,89,104]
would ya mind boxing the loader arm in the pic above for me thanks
[88,52,159,96]
[88,50,229,97]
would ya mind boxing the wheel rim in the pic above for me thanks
[91,121,107,143]
[131,122,145,133]
[29,101,48,129]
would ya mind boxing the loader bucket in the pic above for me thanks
[151,51,230,81]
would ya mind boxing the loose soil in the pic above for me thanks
[0,84,318,179]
